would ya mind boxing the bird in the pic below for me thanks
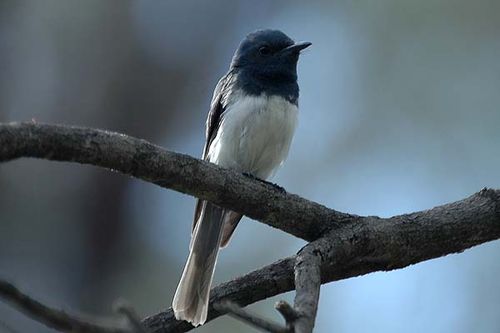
[172,29,311,326]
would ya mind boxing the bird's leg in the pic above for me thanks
[242,172,286,193]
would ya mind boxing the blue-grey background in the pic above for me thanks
[1,1,499,332]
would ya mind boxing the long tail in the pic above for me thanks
[172,201,225,326]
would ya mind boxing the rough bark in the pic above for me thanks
[0,122,355,241]
[293,247,321,333]
[1,122,499,333]
[143,189,500,333]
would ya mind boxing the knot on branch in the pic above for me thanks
[479,187,496,198]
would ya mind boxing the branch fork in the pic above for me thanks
[1,122,499,333]
[215,244,322,333]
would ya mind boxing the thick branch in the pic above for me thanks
[143,188,500,332]
[1,122,499,333]
[0,122,356,241]
[0,280,127,333]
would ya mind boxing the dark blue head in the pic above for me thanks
[230,30,311,103]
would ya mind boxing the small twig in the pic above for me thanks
[113,299,148,333]
[275,300,298,327]
[0,279,128,333]
[293,247,322,333]
[214,301,289,333]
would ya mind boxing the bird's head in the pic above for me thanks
[230,29,311,82]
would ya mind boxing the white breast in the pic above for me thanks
[207,92,298,179]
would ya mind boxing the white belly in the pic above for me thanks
[207,92,298,179]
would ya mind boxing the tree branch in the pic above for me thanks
[0,122,355,241]
[0,279,128,333]
[113,300,149,333]
[1,122,499,333]
[275,301,298,328]
[292,246,321,333]
[143,188,500,333]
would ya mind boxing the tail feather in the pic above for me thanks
[172,201,224,326]
[220,211,243,248]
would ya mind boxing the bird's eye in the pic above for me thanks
[258,46,271,56]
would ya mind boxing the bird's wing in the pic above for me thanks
[201,71,234,160]
[193,72,235,233]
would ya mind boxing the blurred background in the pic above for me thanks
[1,0,500,332]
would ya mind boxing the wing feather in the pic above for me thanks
[193,71,234,233]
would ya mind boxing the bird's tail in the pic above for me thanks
[172,201,225,326]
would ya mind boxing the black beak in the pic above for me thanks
[282,42,312,54]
